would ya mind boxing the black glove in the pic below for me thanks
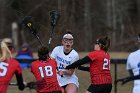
[27,82,36,89]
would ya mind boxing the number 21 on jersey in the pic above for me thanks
[103,58,110,70]
[39,66,53,78]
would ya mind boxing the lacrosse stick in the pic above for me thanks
[9,82,18,86]
[21,16,43,46]
[115,75,140,85]
[48,10,60,50]
[9,78,45,90]
[9,82,34,93]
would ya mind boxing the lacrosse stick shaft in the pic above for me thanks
[35,34,43,46]
[48,10,60,50]
[48,26,55,50]
[9,82,18,86]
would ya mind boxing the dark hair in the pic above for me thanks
[138,33,140,42]
[65,29,72,34]
[97,36,110,51]
[38,46,49,60]
[66,31,72,34]
[63,31,73,36]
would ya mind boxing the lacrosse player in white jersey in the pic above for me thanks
[51,32,79,93]
[126,34,140,93]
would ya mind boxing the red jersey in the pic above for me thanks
[31,59,61,93]
[87,50,112,85]
[0,58,22,93]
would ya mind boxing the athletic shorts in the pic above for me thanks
[61,84,68,89]
[39,91,62,93]
[87,84,112,93]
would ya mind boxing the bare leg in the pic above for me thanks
[85,90,92,93]
[61,87,65,93]
[65,83,78,93]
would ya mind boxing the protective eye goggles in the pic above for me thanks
[63,38,73,43]
[95,40,104,46]
[95,42,100,45]
[95,39,100,45]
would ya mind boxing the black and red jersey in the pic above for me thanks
[31,59,61,93]
[0,58,22,93]
[88,50,112,85]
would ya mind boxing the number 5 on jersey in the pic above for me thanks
[0,62,9,76]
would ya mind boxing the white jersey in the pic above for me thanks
[50,46,79,87]
[126,49,140,93]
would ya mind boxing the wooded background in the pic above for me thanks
[0,0,140,52]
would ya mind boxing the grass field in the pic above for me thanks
[7,52,134,93]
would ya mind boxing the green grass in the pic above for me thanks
[7,64,133,93]
[7,52,133,93]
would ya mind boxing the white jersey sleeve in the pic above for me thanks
[70,51,79,64]
[126,54,132,70]
[126,50,140,76]
[50,46,59,59]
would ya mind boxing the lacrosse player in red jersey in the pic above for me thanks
[30,46,62,93]
[0,38,25,93]
[66,36,112,93]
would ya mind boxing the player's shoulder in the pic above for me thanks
[95,50,105,54]
[9,58,21,67]
[49,59,57,65]
[88,50,97,55]
[134,49,140,54]
[50,58,55,61]
[10,58,19,63]
[71,49,79,55]
[31,60,39,65]
[52,46,63,53]
[129,49,140,57]
[54,46,62,49]
[87,50,103,58]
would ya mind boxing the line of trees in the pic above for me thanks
[0,0,140,52]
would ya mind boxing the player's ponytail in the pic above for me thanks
[0,41,12,61]
[104,37,110,51]
[97,36,110,51]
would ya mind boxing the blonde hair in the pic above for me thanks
[0,40,12,61]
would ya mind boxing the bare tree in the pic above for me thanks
[0,0,140,52]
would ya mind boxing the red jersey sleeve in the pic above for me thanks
[30,60,38,74]
[30,62,33,73]
[11,59,22,75]
[87,51,97,61]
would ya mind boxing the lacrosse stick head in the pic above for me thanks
[21,16,37,35]
[21,16,43,46]
[50,10,60,27]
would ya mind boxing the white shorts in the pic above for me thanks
[57,74,79,88]
[133,84,140,93]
